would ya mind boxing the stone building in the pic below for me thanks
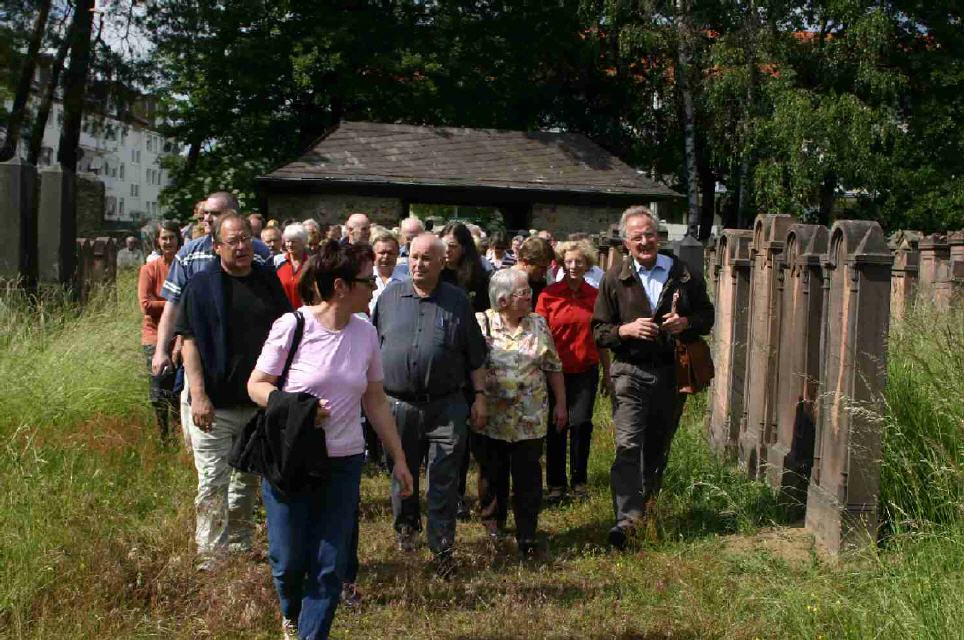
[256,121,681,235]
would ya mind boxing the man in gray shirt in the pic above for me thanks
[372,233,487,577]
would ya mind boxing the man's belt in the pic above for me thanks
[387,390,460,403]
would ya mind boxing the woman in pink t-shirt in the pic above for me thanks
[248,241,413,640]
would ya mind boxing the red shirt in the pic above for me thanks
[137,257,171,346]
[536,279,600,373]
[277,254,306,309]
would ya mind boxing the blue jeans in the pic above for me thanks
[262,455,364,640]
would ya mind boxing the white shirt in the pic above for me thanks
[634,253,672,310]
[368,263,410,315]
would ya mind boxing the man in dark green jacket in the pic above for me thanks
[592,206,714,549]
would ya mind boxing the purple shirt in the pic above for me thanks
[255,309,383,457]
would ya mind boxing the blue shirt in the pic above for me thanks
[161,234,272,302]
[634,253,672,311]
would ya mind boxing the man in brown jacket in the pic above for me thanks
[592,206,714,549]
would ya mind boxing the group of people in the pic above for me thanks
[134,192,713,640]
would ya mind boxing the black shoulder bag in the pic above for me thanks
[228,311,305,474]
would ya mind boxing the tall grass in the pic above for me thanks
[880,302,964,533]
[1,275,963,639]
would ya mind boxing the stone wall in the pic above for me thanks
[266,193,405,227]
[531,203,624,238]
[76,172,106,238]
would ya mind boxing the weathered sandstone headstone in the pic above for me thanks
[37,166,77,285]
[918,233,952,310]
[889,232,921,322]
[738,213,795,477]
[0,159,38,283]
[766,224,828,501]
[806,220,892,554]
[707,230,753,456]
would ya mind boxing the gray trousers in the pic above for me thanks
[388,395,469,554]
[609,361,679,525]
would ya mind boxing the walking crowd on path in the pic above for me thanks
[133,192,713,640]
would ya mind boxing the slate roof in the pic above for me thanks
[260,121,680,199]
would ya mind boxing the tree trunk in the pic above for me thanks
[675,0,700,238]
[736,1,760,229]
[817,172,836,226]
[0,0,53,162]
[697,140,716,241]
[57,0,96,172]
[27,23,72,166]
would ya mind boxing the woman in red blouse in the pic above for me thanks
[536,239,612,502]
[277,223,309,309]
[138,221,182,441]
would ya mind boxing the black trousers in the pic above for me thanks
[546,365,599,489]
[477,435,543,542]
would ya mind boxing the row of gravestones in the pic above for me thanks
[0,158,111,300]
[705,215,964,555]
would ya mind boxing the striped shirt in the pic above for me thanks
[161,234,272,302]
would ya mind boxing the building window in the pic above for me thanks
[119,198,125,217]
[119,163,125,180]
[130,183,139,197]
[40,147,53,165]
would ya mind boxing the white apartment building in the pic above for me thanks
[3,74,177,223]
[36,102,174,222]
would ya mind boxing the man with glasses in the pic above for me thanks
[174,212,291,569]
[152,191,274,377]
[592,206,713,549]
[371,233,488,578]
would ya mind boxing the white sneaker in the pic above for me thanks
[281,617,299,640]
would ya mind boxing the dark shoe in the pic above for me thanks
[518,538,538,560]
[341,582,362,608]
[608,524,633,550]
[432,549,457,580]
[396,525,417,552]
[570,483,589,499]
[456,498,471,521]
[544,486,566,505]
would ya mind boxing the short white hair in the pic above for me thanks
[400,216,425,233]
[283,223,308,243]
[301,218,321,232]
[488,267,529,309]
[619,206,660,239]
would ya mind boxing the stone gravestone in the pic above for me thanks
[948,230,964,299]
[890,232,921,322]
[806,220,892,554]
[707,230,753,457]
[89,237,118,301]
[76,173,106,238]
[704,242,718,300]
[766,224,828,504]
[918,233,952,310]
[0,159,38,283]
[738,213,795,478]
[676,234,705,280]
[75,238,94,304]
[37,166,77,285]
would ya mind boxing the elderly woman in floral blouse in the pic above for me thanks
[475,268,566,558]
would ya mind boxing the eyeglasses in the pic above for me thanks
[220,234,252,247]
[353,275,378,287]
[510,288,533,299]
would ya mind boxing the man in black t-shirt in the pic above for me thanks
[175,213,291,569]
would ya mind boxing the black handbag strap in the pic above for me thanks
[277,311,305,390]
